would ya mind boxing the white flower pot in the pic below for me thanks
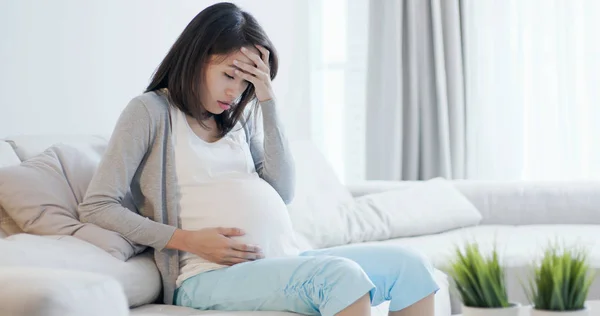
[462,303,522,316]
[530,306,589,316]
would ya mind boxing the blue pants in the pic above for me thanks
[174,243,439,316]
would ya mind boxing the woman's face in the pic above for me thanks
[200,46,260,115]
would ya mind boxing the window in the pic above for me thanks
[309,0,369,183]
[464,0,600,180]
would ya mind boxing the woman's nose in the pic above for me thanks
[226,84,245,99]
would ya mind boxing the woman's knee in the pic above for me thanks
[304,256,374,297]
[384,246,436,279]
[382,247,439,311]
[317,256,369,281]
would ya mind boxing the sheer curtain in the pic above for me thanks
[464,0,600,180]
[307,0,369,183]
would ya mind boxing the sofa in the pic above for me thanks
[1,134,599,316]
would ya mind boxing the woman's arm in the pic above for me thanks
[78,97,176,251]
[247,99,296,204]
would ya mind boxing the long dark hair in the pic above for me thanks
[145,2,278,136]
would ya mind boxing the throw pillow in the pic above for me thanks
[0,143,145,261]
[337,177,483,245]
[289,171,483,249]
[0,141,24,237]
[285,140,356,250]
[0,206,23,236]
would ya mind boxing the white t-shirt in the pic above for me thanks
[170,106,299,287]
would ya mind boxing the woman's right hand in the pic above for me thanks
[168,227,264,265]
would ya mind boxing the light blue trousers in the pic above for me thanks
[174,243,439,316]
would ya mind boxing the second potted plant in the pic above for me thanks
[525,245,596,316]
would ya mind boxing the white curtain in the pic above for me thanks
[464,0,600,180]
[306,0,369,183]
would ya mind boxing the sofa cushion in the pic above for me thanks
[0,143,145,261]
[0,267,129,316]
[0,233,161,307]
[372,224,600,314]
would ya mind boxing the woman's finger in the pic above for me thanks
[233,59,266,79]
[228,250,263,260]
[223,257,249,266]
[241,47,269,73]
[255,45,270,69]
[230,242,262,254]
[235,69,259,85]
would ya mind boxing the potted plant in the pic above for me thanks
[447,242,521,316]
[525,245,596,316]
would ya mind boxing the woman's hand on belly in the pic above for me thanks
[179,227,265,265]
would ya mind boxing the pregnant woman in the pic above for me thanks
[78,2,439,316]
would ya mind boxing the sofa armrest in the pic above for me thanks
[346,180,417,197]
[0,267,129,316]
[0,234,161,308]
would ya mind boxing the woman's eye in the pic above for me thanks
[224,73,234,80]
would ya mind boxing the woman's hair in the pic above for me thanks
[146,2,278,136]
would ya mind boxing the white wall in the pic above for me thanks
[0,0,311,140]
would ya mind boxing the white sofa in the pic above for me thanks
[1,135,600,316]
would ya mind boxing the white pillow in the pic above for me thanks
[0,143,145,261]
[292,176,482,249]
[0,141,24,237]
[341,177,482,244]
[286,140,482,249]
[286,141,355,250]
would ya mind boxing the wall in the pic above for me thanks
[0,0,312,140]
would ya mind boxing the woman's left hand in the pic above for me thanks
[234,45,275,103]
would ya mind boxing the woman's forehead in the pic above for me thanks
[211,46,260,66]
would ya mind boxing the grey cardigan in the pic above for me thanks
[78,91,295,304]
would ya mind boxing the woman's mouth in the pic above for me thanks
[217,101,231,110]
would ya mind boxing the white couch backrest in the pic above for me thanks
[3,135,600,229]
[0,141,20,168]
[3,135,109,162]
[348,180,600,226]
[454,180,600,226]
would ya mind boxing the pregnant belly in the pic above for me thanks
[178,177,299,258]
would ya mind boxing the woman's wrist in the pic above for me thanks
[258,99,278,121]
[259,98,276,107]
[166,228,191,252]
